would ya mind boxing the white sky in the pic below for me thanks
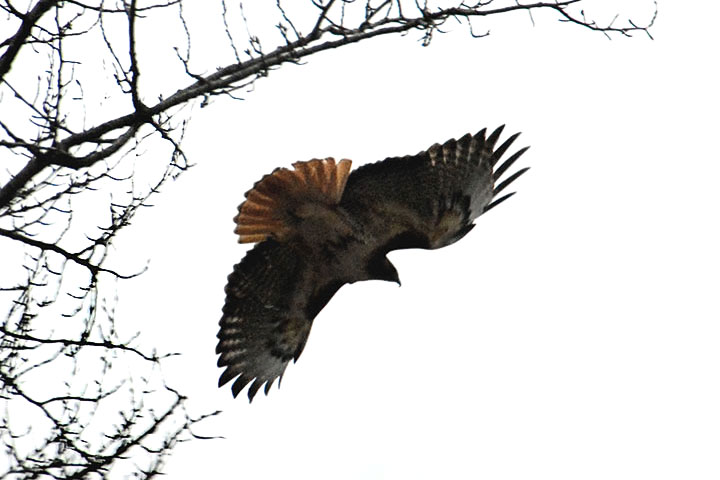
[14,1,718,478]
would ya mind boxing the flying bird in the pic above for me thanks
[217,126,529,401]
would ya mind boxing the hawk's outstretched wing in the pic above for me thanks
[216,239,342,400]
[340,125,529,253]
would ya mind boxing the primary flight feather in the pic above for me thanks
[217,126,529,401]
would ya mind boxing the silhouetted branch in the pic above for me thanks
[0,227,140,279]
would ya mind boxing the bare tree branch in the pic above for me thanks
[0,0,57,80]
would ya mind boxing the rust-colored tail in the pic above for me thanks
[234,158,352,243]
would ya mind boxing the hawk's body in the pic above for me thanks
[217,126,529,400]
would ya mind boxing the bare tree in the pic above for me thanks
[0,1,656,478]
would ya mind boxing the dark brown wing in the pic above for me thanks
[339,125,529,252]
[216,239,343,401]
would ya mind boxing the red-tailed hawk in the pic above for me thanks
[217,126,529,401]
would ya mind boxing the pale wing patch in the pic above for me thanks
[428,209,466,248]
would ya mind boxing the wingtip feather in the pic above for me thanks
[493,145,530,180]
[486,125,506,149]
[491,132,522,167]
[494,166,530,197]
[484,191,516,213]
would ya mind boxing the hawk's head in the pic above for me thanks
[367,254,400,286]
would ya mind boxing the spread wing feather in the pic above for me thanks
[216,239,342,401]
[340,126,529,252]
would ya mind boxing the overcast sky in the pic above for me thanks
[104,1,720,479]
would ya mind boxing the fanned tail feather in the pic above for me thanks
[234,158,352,243]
